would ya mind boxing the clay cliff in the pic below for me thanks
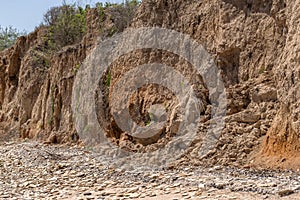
[0,0,299,169]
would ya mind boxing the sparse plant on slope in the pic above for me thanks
[0,26,26,51]
[96,0,140,37]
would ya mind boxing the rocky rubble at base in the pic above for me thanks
[0,142,299,200]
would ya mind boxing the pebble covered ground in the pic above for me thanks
[0,142,300,200]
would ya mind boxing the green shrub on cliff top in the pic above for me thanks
[43,2,87,49]
[0,26,26,51]
[43,0,140,49]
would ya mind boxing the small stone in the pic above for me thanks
[182,193,191,199]
[77,173,86,178]
[149,193,156,197]
[182,193,189,197]
[139,193,146,198]
[173,189,181,194]
[215,182,226,189]
[127,187,139,193]
[83,192,92,196]
[129,193,140,198]
[278,189,294,197]
[293,185,300,191]
[198,184,205,189]
[193,191,203,197]
[173,182,181,187]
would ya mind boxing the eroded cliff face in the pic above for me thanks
[130,0,299,169]
[257,0,300,169]
[0,0,299,169]
[0,27,81,144]
[0,7,124,144]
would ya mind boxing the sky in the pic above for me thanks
[0,0,124,33]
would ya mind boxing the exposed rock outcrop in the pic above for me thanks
[256,0,300,169]
[0,7,129,144]
[131,0,298,169]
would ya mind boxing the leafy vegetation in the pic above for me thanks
[30,48,50,68]
[43,2,87,49]
[97,0,139,36]
[106,72,112,87]
[73,63,81,74]
[1,0,140,54]
[259,66,266,74]
[42,0,140,49]
[0,26,26,51]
